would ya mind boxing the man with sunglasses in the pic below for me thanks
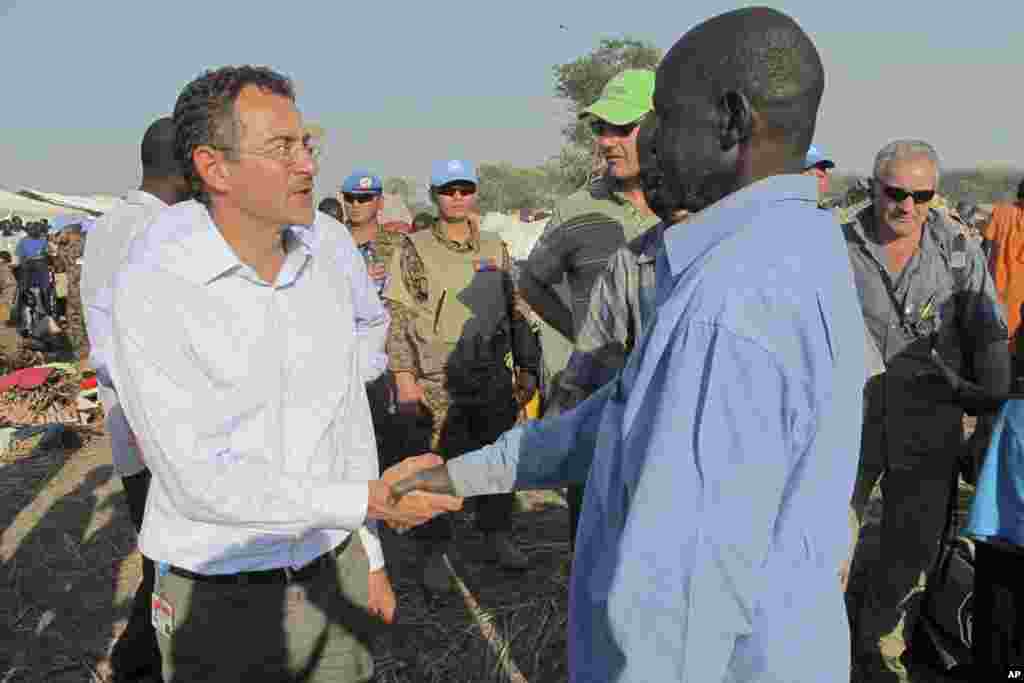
[842,140,1010,681]
[383,159,541,591]
[340,169,409,548]
[339,170,401,296]
[520,69,660,554]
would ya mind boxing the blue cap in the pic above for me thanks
[341,170,383,194]
[430,159,478,187]
[804,145,834,170]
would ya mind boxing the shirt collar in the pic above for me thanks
[430,218,480,252]
[181,202,313,286]
[663,174,818,277]
[124,190,168,210]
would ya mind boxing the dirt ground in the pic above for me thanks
[0,321,573,683]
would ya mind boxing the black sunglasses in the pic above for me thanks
[436,185,477,198]
[876,181,935,205]
[589,120,638,138]
[342,193,379,204]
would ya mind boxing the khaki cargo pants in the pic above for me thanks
[152,534,376,682]
[847,379,963,682]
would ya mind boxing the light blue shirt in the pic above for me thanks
[965,399,1024,548]
[446,176,866,682]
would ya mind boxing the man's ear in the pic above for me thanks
[193,147,232,197]
[717,91,753,152]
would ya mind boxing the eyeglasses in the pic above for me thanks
[342,193,379,204]
[876,180,935,205]
[213,137,322,167]
[589,119,638,138]
[436,185,477,198]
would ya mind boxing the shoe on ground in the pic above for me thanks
[487,531,529,570]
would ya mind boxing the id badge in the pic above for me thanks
[151,592,176,638]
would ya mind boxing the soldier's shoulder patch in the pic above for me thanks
[473,257,499,272]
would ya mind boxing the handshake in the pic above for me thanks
[368,454,462,532]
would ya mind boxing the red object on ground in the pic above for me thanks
[0,366,54,392]
[80,376,97,390]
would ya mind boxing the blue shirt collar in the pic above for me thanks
[663,175,819,277]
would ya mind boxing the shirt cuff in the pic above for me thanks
[358,523,385,571]
[308,481,369,533]
[446,449,518,498]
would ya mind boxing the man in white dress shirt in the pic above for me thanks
[108,65,461,682]
[83,116,189,683]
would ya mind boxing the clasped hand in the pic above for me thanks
[368,454,461,531]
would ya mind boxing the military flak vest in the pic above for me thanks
[407,230,510,380]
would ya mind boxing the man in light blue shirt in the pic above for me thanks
[392,8,866,682]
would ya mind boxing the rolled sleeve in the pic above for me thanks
[524,213,571,285]
[963,243,1010,345]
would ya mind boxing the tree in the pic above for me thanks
[552,37,662,146]
[474,162,566,214]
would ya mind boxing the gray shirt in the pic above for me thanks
[842,207,1007,382]
[525,175,660,338]
[548,221,666,414]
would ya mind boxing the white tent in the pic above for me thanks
[481,212,547,261]
[0,189,87,222]
[16,189,121,216]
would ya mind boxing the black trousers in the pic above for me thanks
[409,398,520,544]
[972,541,1024,678]
[110,469,162,681]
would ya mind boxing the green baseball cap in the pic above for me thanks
[579,69,655,125]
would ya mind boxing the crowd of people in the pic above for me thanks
[0,214,90,365]
[11,6,1023,682]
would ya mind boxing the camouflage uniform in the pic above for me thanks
[353,225,406,467]
[843,207,1008,682]
[56,239,88,360]
[383,221,540,541]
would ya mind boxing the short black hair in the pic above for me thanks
[141,116,183,179]
[318,197,342,217]
[1017,178,1024,202]
[663,7,825,159]
[0,251,11,262]
[173,65,295,203]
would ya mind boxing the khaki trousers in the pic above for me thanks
[153,535,375,682]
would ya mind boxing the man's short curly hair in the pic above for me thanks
[173,65,295,203]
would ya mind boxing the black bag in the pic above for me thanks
[914,465,975,675]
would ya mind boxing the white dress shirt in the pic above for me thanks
[110,200,389,573]
[83,190,168,478]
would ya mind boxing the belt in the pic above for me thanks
[166,535,351,585]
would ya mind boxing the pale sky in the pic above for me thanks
[0,1,1019,197]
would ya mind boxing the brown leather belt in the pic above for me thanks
[166,535,350,585]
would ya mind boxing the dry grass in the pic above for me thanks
[371,492,571,683]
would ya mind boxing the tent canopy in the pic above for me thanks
[0,189,87,222]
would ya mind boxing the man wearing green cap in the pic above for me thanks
[520,68,661,553]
